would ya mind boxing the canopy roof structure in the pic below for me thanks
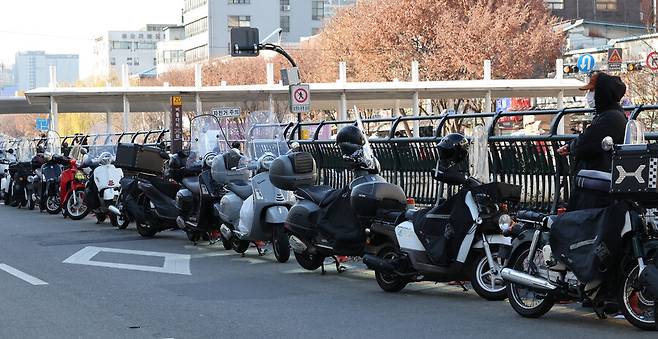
[14,78,587,114]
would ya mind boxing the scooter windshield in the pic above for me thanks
[353,106,376,170]
[45,130,61,156]
[188,114,229,167]
[624,120,646,145]
[17,138,31,162]
[247,111,288,160]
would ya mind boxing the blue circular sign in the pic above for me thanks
[577,54,596,73]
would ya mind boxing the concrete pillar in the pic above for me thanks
[556,59,564,80]
[484,91,492,113]
[105,111,112,134]
[48,66,58,131]
[123,94,130,132]
[393,78,400,117]
[49,96,58,132]
[412,61,420,137]
[195,64,203,115]
[266,63,274,85]
[339,62,347,83]
[339,93,348,120]
[484,60,492,81]
[557,90,565,134]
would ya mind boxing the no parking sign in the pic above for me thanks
[647,51,658,71]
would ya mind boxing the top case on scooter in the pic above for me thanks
[412,190,473,266]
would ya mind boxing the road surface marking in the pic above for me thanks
[63,246,191,275]
[0,264,48,285]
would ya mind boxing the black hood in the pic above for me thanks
[594,72,626,114]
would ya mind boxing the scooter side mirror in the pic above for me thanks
[602,136,614,151]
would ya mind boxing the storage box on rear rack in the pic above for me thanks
[611,143,658,202]
[115,143,165,175]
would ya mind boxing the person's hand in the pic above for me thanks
[557,145,569,156]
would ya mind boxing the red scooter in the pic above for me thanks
[56,155,89,220]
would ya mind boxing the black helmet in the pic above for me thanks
[336,125,365,157]
[438,133,469,165]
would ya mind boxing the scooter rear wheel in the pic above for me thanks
[294,251,324,271]
[374,246,408,293]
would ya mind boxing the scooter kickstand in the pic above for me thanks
[456,281,468,292]
[333,256,347,273]
[321,262,326,275]
[256,244,265,256]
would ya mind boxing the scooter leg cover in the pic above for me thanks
[237,196,254,235]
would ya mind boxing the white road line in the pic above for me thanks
[0,264,48,286]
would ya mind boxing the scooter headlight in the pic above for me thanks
[498,214,512,233]
[74,171,86,181]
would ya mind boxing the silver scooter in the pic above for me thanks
[217,112,294,262]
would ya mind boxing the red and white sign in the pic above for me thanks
[647,51,658,71]
[289,84,311,113]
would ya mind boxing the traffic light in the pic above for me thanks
[563,65,580,74]
[627,62,643,71]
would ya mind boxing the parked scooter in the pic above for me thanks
[216,111,293,262]
[362,133,522,300]
[37,131,63,214]
[501,120,658,331]
[176,114,231,244]
[0,148,16,203]
[83,151,124,225]
[270,111,407,272]
[59,147,90,220]
[10,139,35,208]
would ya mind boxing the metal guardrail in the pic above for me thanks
[3,105,658,213]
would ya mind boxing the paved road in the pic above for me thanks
[0,206,654,339]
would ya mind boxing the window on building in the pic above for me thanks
[156,34,161,39]
[147,34,153,39]
[543,0,564,9]
[280,15,290,33]
[137,42,156,49]
[138,34,144,39]
[185,45,208,62]
[134,57,140,66]
[184,0,208,13]
[185,17,209,37]
[312,0,324,20]
[153,57,157,65]
[280,0,290,11]
[312,27,322,35]
[110,57,116,66]
[596,0,617,11]
[228,0,250,4]
[127,57,133,66]
[130,34,136,39]
[121,33,128,39]
[228,15,251,28]
[111,41,132,49]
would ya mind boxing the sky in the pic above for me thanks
[0,0,181,79]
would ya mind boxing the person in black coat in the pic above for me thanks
[557,72,628,210]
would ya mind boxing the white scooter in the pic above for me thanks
[83,152,124,224]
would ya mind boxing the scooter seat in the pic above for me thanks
[575,170,611,193]
[182,177,200,195]
[228,181,252,200]
[516,210,547,223]
[296,185,335,206]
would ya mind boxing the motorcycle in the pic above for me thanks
[0,148,16,203]
[270,111,407,272]
[216,111,293,262]
[176,114,232,245]
[501,120,658,331]
[362,133,522,300]
[83,152,124,225]
[36,131,63,214]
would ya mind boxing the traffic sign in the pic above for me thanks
[36,118,48,131]
[290,84,310,113]
[608,48,623,71]
[647,51,658,71]
[211,107,241,118]
[577,54,596,73]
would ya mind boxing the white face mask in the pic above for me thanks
[586,91,595,108]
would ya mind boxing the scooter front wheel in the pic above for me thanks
[507,247,555,318]
[470,251,508,301]
[45,195,61,214]
[272,225,290,263]
[618,262,656,331]
[65,189,89,220]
